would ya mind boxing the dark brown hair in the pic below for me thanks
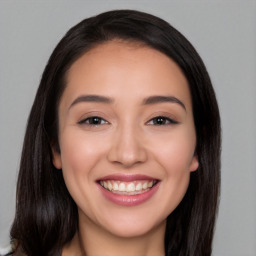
[10,9,221,256]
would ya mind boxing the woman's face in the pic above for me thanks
[52,41,198,238]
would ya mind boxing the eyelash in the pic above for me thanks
[78,115,178,126]
[147,116,178,126]
[78,116,109,126]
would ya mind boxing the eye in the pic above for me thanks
[78,116,108,126]
[147,116,178,125]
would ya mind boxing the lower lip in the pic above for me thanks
[97,182,160,206]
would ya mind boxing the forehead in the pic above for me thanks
[67,40,186,83]
[62,40,192,109]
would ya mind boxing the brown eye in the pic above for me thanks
[148,116,178,125]
[78,116,108,126]
[153,117,167,125]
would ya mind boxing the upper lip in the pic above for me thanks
[97,174,158,182]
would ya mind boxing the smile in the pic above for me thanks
[99,180,158,195]
[97,174,160,206]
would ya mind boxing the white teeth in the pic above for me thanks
[127,183,135,192]
[119,183,126,192]
[135,183,142,191]
[107,181,112,191]
[142,183,148,190]
[100,180,156,194]
[113,182,119,191]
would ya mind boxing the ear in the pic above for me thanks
[51,144,62,169]
[189,155,199,172]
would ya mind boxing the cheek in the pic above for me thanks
[158,138,192,191]
[153,130,196,173]
[59,129,104,169]
[58,130,107,196]
[150,130,196,211]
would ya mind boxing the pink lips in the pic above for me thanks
[97,174,160,206]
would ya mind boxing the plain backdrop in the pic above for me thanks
[0,1,255,255]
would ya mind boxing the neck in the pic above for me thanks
[63,214,166,256]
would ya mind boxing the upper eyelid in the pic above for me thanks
[78,116,109,125]
[146,116,178,124]
[77,111,110,121]
[147,113,178,121]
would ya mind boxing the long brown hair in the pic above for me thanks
[10,10,221,256]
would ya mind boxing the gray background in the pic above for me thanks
[0,1,255,255]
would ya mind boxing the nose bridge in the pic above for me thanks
[108,120,147,167]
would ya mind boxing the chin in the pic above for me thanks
[107,223,158,238]
[100,212,166,239]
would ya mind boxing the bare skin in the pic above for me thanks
[63,220,165,256]
[54,40,198,256]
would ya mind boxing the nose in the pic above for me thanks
[107,124,147,168]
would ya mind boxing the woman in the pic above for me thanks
[10,9,221,256]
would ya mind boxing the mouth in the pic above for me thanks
[96,174,160,206]
[99,180,158,195]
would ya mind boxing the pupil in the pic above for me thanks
[155,117,165,125]
[91,117,100,124]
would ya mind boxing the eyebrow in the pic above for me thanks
[69,95,114,109]
[143,95,186,111]
[69,94,186,111]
